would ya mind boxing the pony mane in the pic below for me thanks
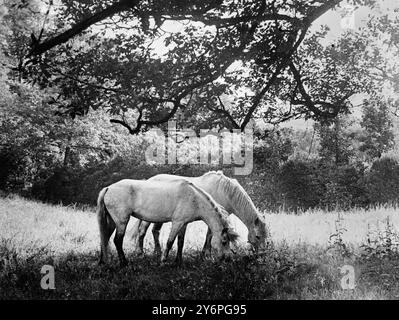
[215,173,260,221]
[219,177,269,243]
[202,170,224,177]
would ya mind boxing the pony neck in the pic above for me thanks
[217,177,260,227]
[235,204,258,228]
[188,179,226,237]
[199,208,225,237]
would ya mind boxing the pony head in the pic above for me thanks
[211,207,239,261]
[247,216,269,252]
[211,227,239,261]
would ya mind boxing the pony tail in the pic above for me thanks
[97,187,110,263]
[97,188,108,221]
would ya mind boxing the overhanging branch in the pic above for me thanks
[239,0,343,130]
[27,0,137,58]
[110,100,182,134]
[289,62,355,118]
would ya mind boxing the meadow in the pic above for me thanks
[1,194,399,299]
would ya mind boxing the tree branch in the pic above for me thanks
[239,0,343,130]
[289,62,323,117]
[204,96,240,129]
[27,0,137,57]
[289,62,354,118]
[110,100,182,134]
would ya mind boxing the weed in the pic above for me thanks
[327,212,352,258]
[361,216,399,260]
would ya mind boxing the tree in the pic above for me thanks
[11,0,378,134]
[315,116,354,166]
[0,1,149,189]
[360,97,394,159]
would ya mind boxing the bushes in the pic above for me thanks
[31,167,84,204]
[319,162,368,210]
[0,146,25,191]
[236,167,280,212]
[276,159,394,212]
[14,151,399,213]
[363,157,399,205]
[278,160,324,212]
[29,156,225,206]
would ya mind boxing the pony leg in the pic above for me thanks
[114,223,128,267]
[175,224,187,266]
[99,215,116,265]
[130,219,141,250]
[201,227,212,258]
[136,221,151,256]
[161,221,185,263]
[152,222,163,257]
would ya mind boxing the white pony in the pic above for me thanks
[97,178,238,267]
[132,171,268,263]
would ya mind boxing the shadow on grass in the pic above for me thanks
[4,243,399,299]
[0,241,329,299]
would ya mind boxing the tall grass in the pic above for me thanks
[1,195,399,299]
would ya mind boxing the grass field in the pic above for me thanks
[1,195,399,299]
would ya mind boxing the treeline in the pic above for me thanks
[0,75,397,213]
[2,122,399,213]
[251,157,399,212]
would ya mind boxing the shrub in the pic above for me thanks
[0,146,25,191]
[363,157,399,206]
[319,162,368,210]
[278,159,324,212]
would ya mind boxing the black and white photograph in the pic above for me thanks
[1,0,399,305]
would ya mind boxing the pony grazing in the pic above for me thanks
[132,171,269,262]
[97,178,238,267]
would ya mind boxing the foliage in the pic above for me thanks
[360,96,395,159]
[0,145,25,191]
[327,213,351,257]
[315,116,356,166]
[253,127,293,168]
[1,0,399,213]
[8,0,387,133]
[278,159,324,212]
[361,216,399,260]
[319,162,368,210]
[362,157,399,205]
